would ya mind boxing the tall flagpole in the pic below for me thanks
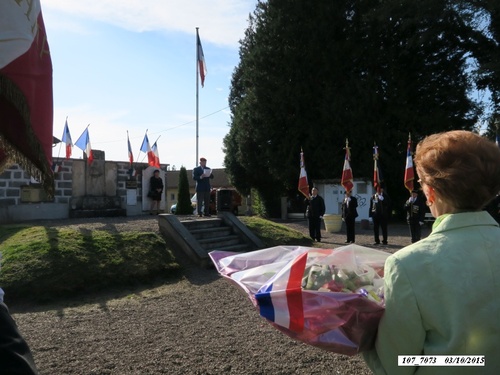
[195,27,200,166]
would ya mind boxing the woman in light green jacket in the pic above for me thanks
[364,131,500,375]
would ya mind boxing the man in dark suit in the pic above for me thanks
[341,190,358,243]
[304,187,326,242]
[404,189,426,243]
[369,187,391,245]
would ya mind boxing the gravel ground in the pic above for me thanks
[7,215,431,375]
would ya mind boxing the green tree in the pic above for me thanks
[175,167,193,215]
[224,0,483,216]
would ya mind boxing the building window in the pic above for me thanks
[356,182,367,194]
[170,193,175,201]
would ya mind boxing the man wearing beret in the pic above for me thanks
[192,157,214,217]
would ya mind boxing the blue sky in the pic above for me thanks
[44,0,257,169]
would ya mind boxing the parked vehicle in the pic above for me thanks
[170,189,242,215]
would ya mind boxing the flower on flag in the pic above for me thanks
[61,119,73,159]
[373,144,380,192]
[298,149,309,198]
[197,33,207,88]
[75,128,94,165]
[127,132,133,165]
[404,136,414,192]
[0,0,54,195]
[341,140,354,193]
[151,142,160,168]
[140,132,155,166]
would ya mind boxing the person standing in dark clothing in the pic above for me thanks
[369,187,391,245]
[404,189,426,243]
[341,191,358,243]
[304,187,326,242]
[148,169,164,215]
[192,157,214,217]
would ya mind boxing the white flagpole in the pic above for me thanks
[195,27,200,166]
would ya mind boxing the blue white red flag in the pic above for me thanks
[404,137,414,192]
[256,252,307,332]
[61,119,73,159]
[75,128,94,165]
[51,162,61,173]
[197,32,207,88]
[341,140,354,193]
[298,149,309,198]
[140,132,155,166]
[127,131,133,165]
[151,142,160,168]
[496,133,499,148]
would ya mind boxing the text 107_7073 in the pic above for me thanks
[398,355,485,367]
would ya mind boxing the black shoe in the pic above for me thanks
[373,242,380,245]
[204,214,211,217]
[344,240,350,244]
[382,241,388,245]
[198,214,203,217]
[316,238,321,242]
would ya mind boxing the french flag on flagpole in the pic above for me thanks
[341,139,354,193]
[373,143,380,193]
[140,132,155,166]
[298,149,309,198]
[197,31,207,88]
[127,131,134,165]
[61,119,73,159]
[256,252,307,332]
[404,135,414,192]
[151,142,160,168]
[75,127,94,165]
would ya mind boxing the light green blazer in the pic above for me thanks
[363,211,500,375]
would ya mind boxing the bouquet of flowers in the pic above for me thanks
[209,244,389,356]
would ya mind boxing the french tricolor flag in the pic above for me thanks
[256,252,307,332]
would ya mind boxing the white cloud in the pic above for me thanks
[43,0,255,47]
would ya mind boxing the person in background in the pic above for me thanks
[368,187,391,245]
[304,187,326,242]
[341,190,358,243]
[404,189,426,243]
[192,157,214,217]
[148,169,164,215]
[364,130,500,374]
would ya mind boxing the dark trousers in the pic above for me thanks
[197,191,210,215]
[373,217,388,243]
[308,216,322,240]
[345,217,356,242]
[409,220,422,243]
[0,302,39,374]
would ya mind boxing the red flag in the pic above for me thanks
[62,119,73,159]
[404,136,414,192]
[127,131,134,165]
[373,144,380,193]
[298,149,309,198]
[151,142,160,168]
[341,141,354,193]
[0,1,54,195]
[197,32,207,88]
[75,128,94,165]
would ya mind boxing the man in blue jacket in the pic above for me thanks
[192,157,214,217]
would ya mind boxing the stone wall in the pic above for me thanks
[0,156,157,223]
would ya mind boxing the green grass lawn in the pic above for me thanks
[0,217,311,303]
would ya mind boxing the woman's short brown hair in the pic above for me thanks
[414,130,500,210]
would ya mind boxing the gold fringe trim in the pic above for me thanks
[0,74,54,198]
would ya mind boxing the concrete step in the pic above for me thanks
[181,218,223,231]
[198,235,242,250]
[190,226,232,240]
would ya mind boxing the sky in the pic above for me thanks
[44,0,258,170]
